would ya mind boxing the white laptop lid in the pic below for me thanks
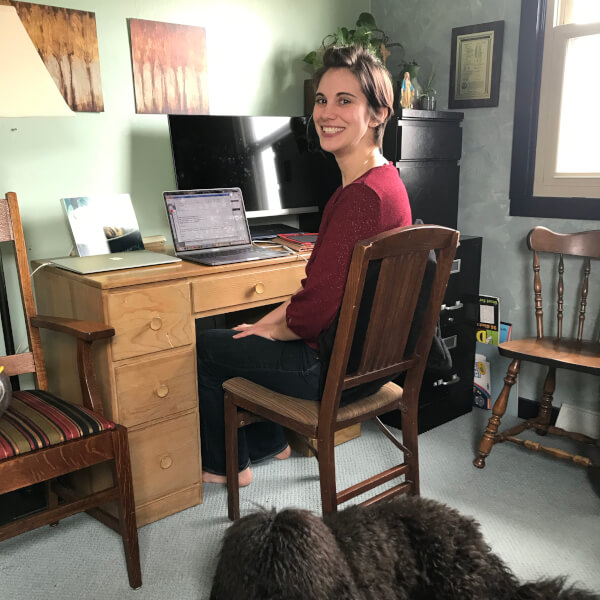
[50,250,180,274]
[163,188,252,256]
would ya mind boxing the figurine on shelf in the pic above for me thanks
[400,71,414,108]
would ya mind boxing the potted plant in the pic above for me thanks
[302,12,402,113]
[303,12,402,70]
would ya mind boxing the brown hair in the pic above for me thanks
[313,45,394,144]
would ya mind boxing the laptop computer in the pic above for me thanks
[163,188,285,266]
[51,250,181,274]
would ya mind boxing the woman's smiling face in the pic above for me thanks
[313,67,379,158]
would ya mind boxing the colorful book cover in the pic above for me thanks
[465,294,500,345]
[473,353,491,409]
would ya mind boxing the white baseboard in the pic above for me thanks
[555,402,600,438]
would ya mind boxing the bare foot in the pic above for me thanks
[202,466,253,487]
[275,445,291,460]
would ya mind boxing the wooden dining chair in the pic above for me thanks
[474,226,600,470]
[0,192,141,589]
[223,224,459,519]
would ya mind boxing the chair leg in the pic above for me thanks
[401,401,420,496]
[112,426,142,590]
[474,359,520,469]
[535,367,556,435]
[317,436,337,514]
[224,393,240,521]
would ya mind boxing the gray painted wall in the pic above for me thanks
[373,0,599,414]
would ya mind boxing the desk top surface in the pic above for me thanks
[34,251,307,290]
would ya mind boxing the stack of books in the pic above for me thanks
[142,234,167,253]
[275,233,317,251]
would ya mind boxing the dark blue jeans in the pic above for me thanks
[196,329,321,475]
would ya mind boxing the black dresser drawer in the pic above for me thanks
[397,120,463,161]
[398,162,459,228]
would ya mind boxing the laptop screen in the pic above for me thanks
[164,188,251,252]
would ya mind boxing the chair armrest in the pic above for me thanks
[30,315,114,415]
[30,315,115,341]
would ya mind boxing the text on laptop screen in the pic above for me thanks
[165,190,251,252]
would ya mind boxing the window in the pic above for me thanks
[509,0,600,219]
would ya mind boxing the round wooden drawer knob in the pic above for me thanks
[156,384,169,398]
[160,455,173,469]
[254,282,265,294]
[150,317,163,331]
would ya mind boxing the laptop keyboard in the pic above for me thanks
[186,245,283,265]
[212,247,264,258]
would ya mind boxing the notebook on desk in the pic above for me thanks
[163,188,285,266]
[50,250,181,274]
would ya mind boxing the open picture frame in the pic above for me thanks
[449,20,504,109]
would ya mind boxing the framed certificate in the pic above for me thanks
[449,21,504,108]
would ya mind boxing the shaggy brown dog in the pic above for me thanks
[210,495,598,600]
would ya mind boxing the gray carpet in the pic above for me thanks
[1,409,599,599]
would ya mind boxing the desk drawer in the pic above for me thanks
[128,411,201,506]
[191,263,305,314]
[114,347,197,427]
[107,282,193,361]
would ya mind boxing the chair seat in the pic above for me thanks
[0,389,115,460]
[498,338,600,374]
[223,378,403,437]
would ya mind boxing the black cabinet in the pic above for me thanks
[382,109,464,230]
[418,236,481,432]
[380,109,482,432]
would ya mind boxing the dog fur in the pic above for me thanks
[210,495,598,600]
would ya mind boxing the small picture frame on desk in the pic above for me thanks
[448,20,504,109]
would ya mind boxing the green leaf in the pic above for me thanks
[356,12,377,29]
[303,51,317,65]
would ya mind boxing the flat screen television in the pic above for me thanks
[167,115,341,218]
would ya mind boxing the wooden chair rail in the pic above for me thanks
[359,481,413,507]
[504,436,593,467]
[0,486,119,542]
[0,432,115,494]
[528,226,600,258]
[336,463,409,505]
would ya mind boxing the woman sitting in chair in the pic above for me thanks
[198,45,412,487]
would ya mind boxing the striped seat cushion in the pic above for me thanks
[0,389,115,460]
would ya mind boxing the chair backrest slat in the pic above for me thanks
[318,224,459,427]
[0,198,14,243]
[527,226,599,342]
[557,255,564,339]
[358,252,427,373]
[532,250,544,338]
[2,352,36,376]
[578,257,591,341]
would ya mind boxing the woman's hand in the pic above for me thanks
[232,320,300,342]
[232,323,276,341]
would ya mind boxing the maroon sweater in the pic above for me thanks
[286,163,412,349]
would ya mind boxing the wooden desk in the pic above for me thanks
[33,253,307,526]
